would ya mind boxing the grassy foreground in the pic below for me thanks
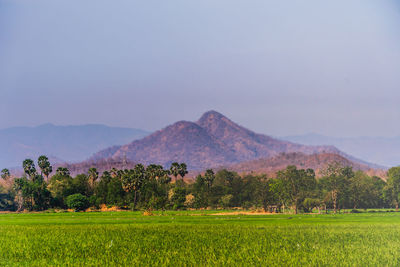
[1,211,400,266]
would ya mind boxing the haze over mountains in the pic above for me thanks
[225,152,384,178]
[91,111,373,171]
[0,124,149,168]
[282,134,400,167]
[1,111,393,174]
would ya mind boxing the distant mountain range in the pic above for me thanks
[281,133,400,167]
[0,124,149,168]
[2,112,392,176]
[90,111,376,171]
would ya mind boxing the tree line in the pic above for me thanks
[1,156,400,213]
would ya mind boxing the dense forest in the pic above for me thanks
[1,156,400,213]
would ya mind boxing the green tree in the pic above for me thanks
[179,163,188,181]
[66,193,89,211]
[22,159,37,179]
[56,167,70,177]
[256,176,280,212]
[95,171,125,207]
[47,170,74,208]
[88,168,99,188]
[320,163,353,213]
[303,198,321,213]
[170,162,180,182]
[204,169,215,190]
[276,166,316,214]
[212,169,242,207]
[121,164,145,209]
[192,174,208,208]
[72,174,91,197]
[1,169,10,180]
[385,167,400,211]
[13,174,51,211]
[38,155,53,181]
[169,187,186,210]
[0,186,14,211]
[220,194,233,208]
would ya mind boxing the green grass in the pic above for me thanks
[1,211,400,266]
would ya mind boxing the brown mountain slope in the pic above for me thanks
[197,111,340,162]
[90,111,373,170]
[92,120,235,170]
[224,152,385,178]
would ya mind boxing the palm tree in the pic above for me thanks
[56,167,70,177]
[121,164,145,209]
[179,163,188,181]
[204,169,215,190]
[170,162,180,182]
[38,155,53,181]
[22,159,36,179]
[1,169,10,180]
[146,164,165,181]
[88,168,99,188]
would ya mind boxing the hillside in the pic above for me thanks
[224,152,385,177]
[91,111,369,170]
[282,133,400,167]
[0,124,149,168]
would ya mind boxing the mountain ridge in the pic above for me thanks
[91,111,375,170]
[0,124,149,168]
[281,133,400,167]
[223,152,385,178]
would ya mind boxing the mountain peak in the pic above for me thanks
[87,110,374,170]
[197,110,227,123]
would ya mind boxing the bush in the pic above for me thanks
[66,194,89,211]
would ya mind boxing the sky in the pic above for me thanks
[1,0,400,137]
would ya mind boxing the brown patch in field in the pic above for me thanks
[99,204,121,212]
[143,210,154,216]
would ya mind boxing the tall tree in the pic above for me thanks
[146,164,164,181]
[22,159,37,179]
[170,162,180,182]
[204,169,215,190]
[88,168,99,188]
[179,163,188,181]
[385,167,400,211]
[121,164,145,209]
[277,165,316,214]
[56,167,70,177]
[321,163,353,213]
[38,155,53,181]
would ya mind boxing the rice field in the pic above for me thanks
[1,211,400,266]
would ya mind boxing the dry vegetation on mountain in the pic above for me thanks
[225,152,386,178]
[90,111,359,170]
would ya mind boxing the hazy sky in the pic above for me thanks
[1,0,400,137]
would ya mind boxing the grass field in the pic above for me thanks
[1,211,400,266]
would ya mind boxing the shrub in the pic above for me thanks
[66,194,89,212]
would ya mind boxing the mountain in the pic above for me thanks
[224,152,385,178]
[0,124,149,168]
[282,133,400,167]
[91,111,373,170]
